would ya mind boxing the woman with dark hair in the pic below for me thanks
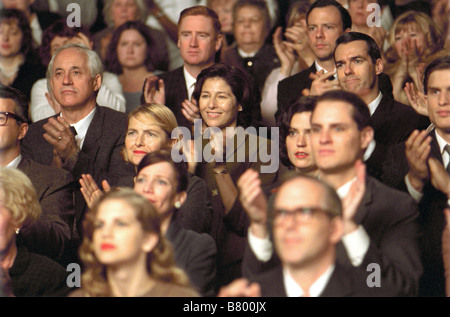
[278,95,318,176]
[0,8,45,114]
[190,62,277,290]
[70,187,199,297]
[105,21,165,113]
[29,19,126,122]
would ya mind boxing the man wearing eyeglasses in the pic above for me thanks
[239,90,422,296]
[0,85,74,265]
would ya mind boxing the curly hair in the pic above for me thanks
[78,187,191,297]
[192,63,261,128]
[104,20,157,74]
[385,10,445,64]
[0,9,33,60]
[0,167,41,228]
[121,103,178,164]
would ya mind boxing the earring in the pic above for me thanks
[174,201,181,209]
[15,228,20,234]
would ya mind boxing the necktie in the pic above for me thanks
[445,144,450,175]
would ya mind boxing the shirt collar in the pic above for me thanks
[283,264,335,297]
[336,177,357,199]
[183,67,197,101]
[367,91,383,116]
[6,154,22,168]
[238,47,257,58]
[435,129,450,167]
[314,60,336,80]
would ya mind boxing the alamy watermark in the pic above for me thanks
[170,119,280,174]
[366,3,381,28]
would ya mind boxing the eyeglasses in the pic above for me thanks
[273,207,337,226]
[0,112,23,126]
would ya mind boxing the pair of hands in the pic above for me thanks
[42,116,79,168]
[142,75,200,123]
[405,129,450,196]
[236,161,367,239]
[302,69,340,97]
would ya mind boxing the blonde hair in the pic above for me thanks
[121,103,178,163]
[78,188,191,297]
[385,10,445,63]
[103,0,148,28]
[0,167,41,227]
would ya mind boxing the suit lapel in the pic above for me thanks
[430,130,444,164]
[81,105,103,154]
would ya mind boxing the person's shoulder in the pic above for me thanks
[22,157,73,180]
[279,64,315,86]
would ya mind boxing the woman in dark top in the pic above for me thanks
[0,9,45,116]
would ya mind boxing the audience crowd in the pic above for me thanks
[0,0,449,298]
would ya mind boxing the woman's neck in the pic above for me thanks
[119,66,152,93]
[106,259,155,297]
[0,54,24,74]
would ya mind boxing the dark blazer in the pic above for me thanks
[166,218,217,297]
[17,157,74,263]
[141,66,192,131]
[21,105,134,238]
[365,95,430,180]
[252,262,397,297]
[10,243,71,297]
[382,130,448,296]
[220,43,281,93]
[243,176,422,297]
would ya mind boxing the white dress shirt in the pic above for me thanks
[283,264,335,297]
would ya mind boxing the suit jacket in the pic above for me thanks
[21,105,134,238]
[140,66,192,131]
[382,130,448,296]
[166,218,217,297]
[365,95,430,180]
[17,157,74,263]
[243,176,422,297]
[252,262,397,297]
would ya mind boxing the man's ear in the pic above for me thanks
[375,58,384,75]
[360,126,374,150]
[215,33,223,52]
[93,74,102,91]
[18,122,28,141]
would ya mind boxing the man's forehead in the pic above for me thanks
[179,15,214,31]
[307,6,342,25]
[53,48,88,68]
[428,69,450,86]
[274,177,324,206]
[335,41,369,58]
[0,97,16,111]
[311,100,354,121]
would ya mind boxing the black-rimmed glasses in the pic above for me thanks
[273,207,337,225]
[0,112,24,126]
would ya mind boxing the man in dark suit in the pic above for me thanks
[220,173,393,297]
[241,90,422,296]
[382,56,450,296]
[276,0,351,118]
[141,6,223,131]
[0,85,73,264]
[21,44,133,246]
[333,32,429,180]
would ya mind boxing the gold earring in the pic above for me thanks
[15,228,20,234]
[174,201,181,209]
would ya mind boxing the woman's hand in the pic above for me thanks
[143,75,165,105]
[272,26,296,77]
[79,174,111,209]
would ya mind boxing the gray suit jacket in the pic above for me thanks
[17,157,74,263]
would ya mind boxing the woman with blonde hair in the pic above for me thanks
[81,104,214,237]
[384,10,448,106]
[0,167,70,297]
[70,187,199,297]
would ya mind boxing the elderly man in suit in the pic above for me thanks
[141,5,223,131]
[0,85,73,264]
[382,56,450,296]
[333,32,429,180]
[21,44,134,246]
[240,90,423,296]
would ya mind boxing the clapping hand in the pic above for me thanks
[79,174,111,209]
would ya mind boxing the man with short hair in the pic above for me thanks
[142,6,224,130]
[21,44,133,242]
[241,90,422,296]
[382,56,450,296]
[276,0,351,116]
[223,172,394,296]
[333,31,429,180]
[0,85,73,264]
